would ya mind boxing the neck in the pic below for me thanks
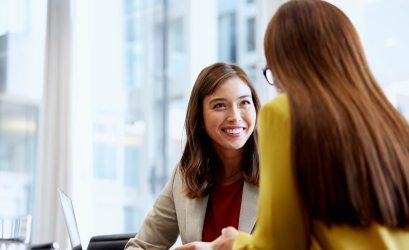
[213,144,244,185]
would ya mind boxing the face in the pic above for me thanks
[202,77,257,153]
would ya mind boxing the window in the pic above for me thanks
[246,64,256,85]
[169,19,187,78]
[0,101,39,216]
[218,13,237,63]
[124,146,142,188]
[0,0,46,219]
[172,19,184,53]
[217,0,257,79]
[124,4,144,90]
[93,143,117,179]
[123,207,142,232]
[247,17,255,51]
[397,94,409,120]
[124,0,144,16]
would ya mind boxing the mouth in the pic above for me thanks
[221,127,246,137]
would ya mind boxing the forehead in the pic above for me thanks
[205,77,252,100]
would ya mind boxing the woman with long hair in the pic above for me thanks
[125,62,261,249]
[191,1,409,249]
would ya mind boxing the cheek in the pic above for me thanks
[204,112,222,131]
[245,109,257,127]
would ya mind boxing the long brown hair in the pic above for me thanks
[180,62,261,199]
[265,0,409,228]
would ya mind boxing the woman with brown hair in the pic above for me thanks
[125,62,261,249]
[194,0,409,249]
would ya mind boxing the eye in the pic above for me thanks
[241,100,251,105]
[213,103,226,108]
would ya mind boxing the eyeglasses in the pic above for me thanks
[263,65,274,85]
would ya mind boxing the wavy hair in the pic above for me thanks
[180,62,261,199]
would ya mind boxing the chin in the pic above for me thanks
[224,143,246,150]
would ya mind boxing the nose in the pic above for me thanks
[228,107,242,124]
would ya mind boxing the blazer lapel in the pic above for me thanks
[185,194,209,242]
[238,182,259,233]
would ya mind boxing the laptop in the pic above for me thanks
[58,189,83,250]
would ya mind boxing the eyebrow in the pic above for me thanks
[208,95,252,104]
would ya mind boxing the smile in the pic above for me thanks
[224,128,243,134]
[222,127,245,137]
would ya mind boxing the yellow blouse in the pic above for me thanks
[233,94,409,250]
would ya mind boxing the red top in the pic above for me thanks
[202,178,244,242]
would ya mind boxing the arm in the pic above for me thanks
[125,165,180,250]
[233,95,309,250]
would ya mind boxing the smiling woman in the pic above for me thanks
[125,63,261,250]
[182,63,260,196]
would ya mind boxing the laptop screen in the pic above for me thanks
[58,189,82,250]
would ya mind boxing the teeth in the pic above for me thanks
[225,128,243,134]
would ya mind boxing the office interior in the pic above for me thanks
[0,0,408,249]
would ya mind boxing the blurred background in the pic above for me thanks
[0,0,408,249]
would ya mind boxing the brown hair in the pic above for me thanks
[180,62,261,198]
[265,0,409,228]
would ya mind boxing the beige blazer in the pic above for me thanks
[125,164,259,250]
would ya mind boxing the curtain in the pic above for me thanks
[34,0,72,248]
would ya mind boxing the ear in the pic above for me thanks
[200,122,205,129]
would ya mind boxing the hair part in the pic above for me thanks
[180,62,261,198]
[265,0,409,228]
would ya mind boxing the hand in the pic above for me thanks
[174,241,213,250]
[173,227,239,250]
[212,227,239,250]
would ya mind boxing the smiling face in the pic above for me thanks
[202,77,257,153]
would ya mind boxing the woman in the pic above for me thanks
[125,62,261,249]
[195,1,409,249]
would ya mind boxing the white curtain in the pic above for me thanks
[34,0,72,248]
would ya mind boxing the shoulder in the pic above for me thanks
[170,162,186,197]
[170,162,183,187]
[172,162,181,179]
[259,94,290,120]
[258,94,290,129]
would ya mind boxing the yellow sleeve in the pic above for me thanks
[233,94,309,250]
